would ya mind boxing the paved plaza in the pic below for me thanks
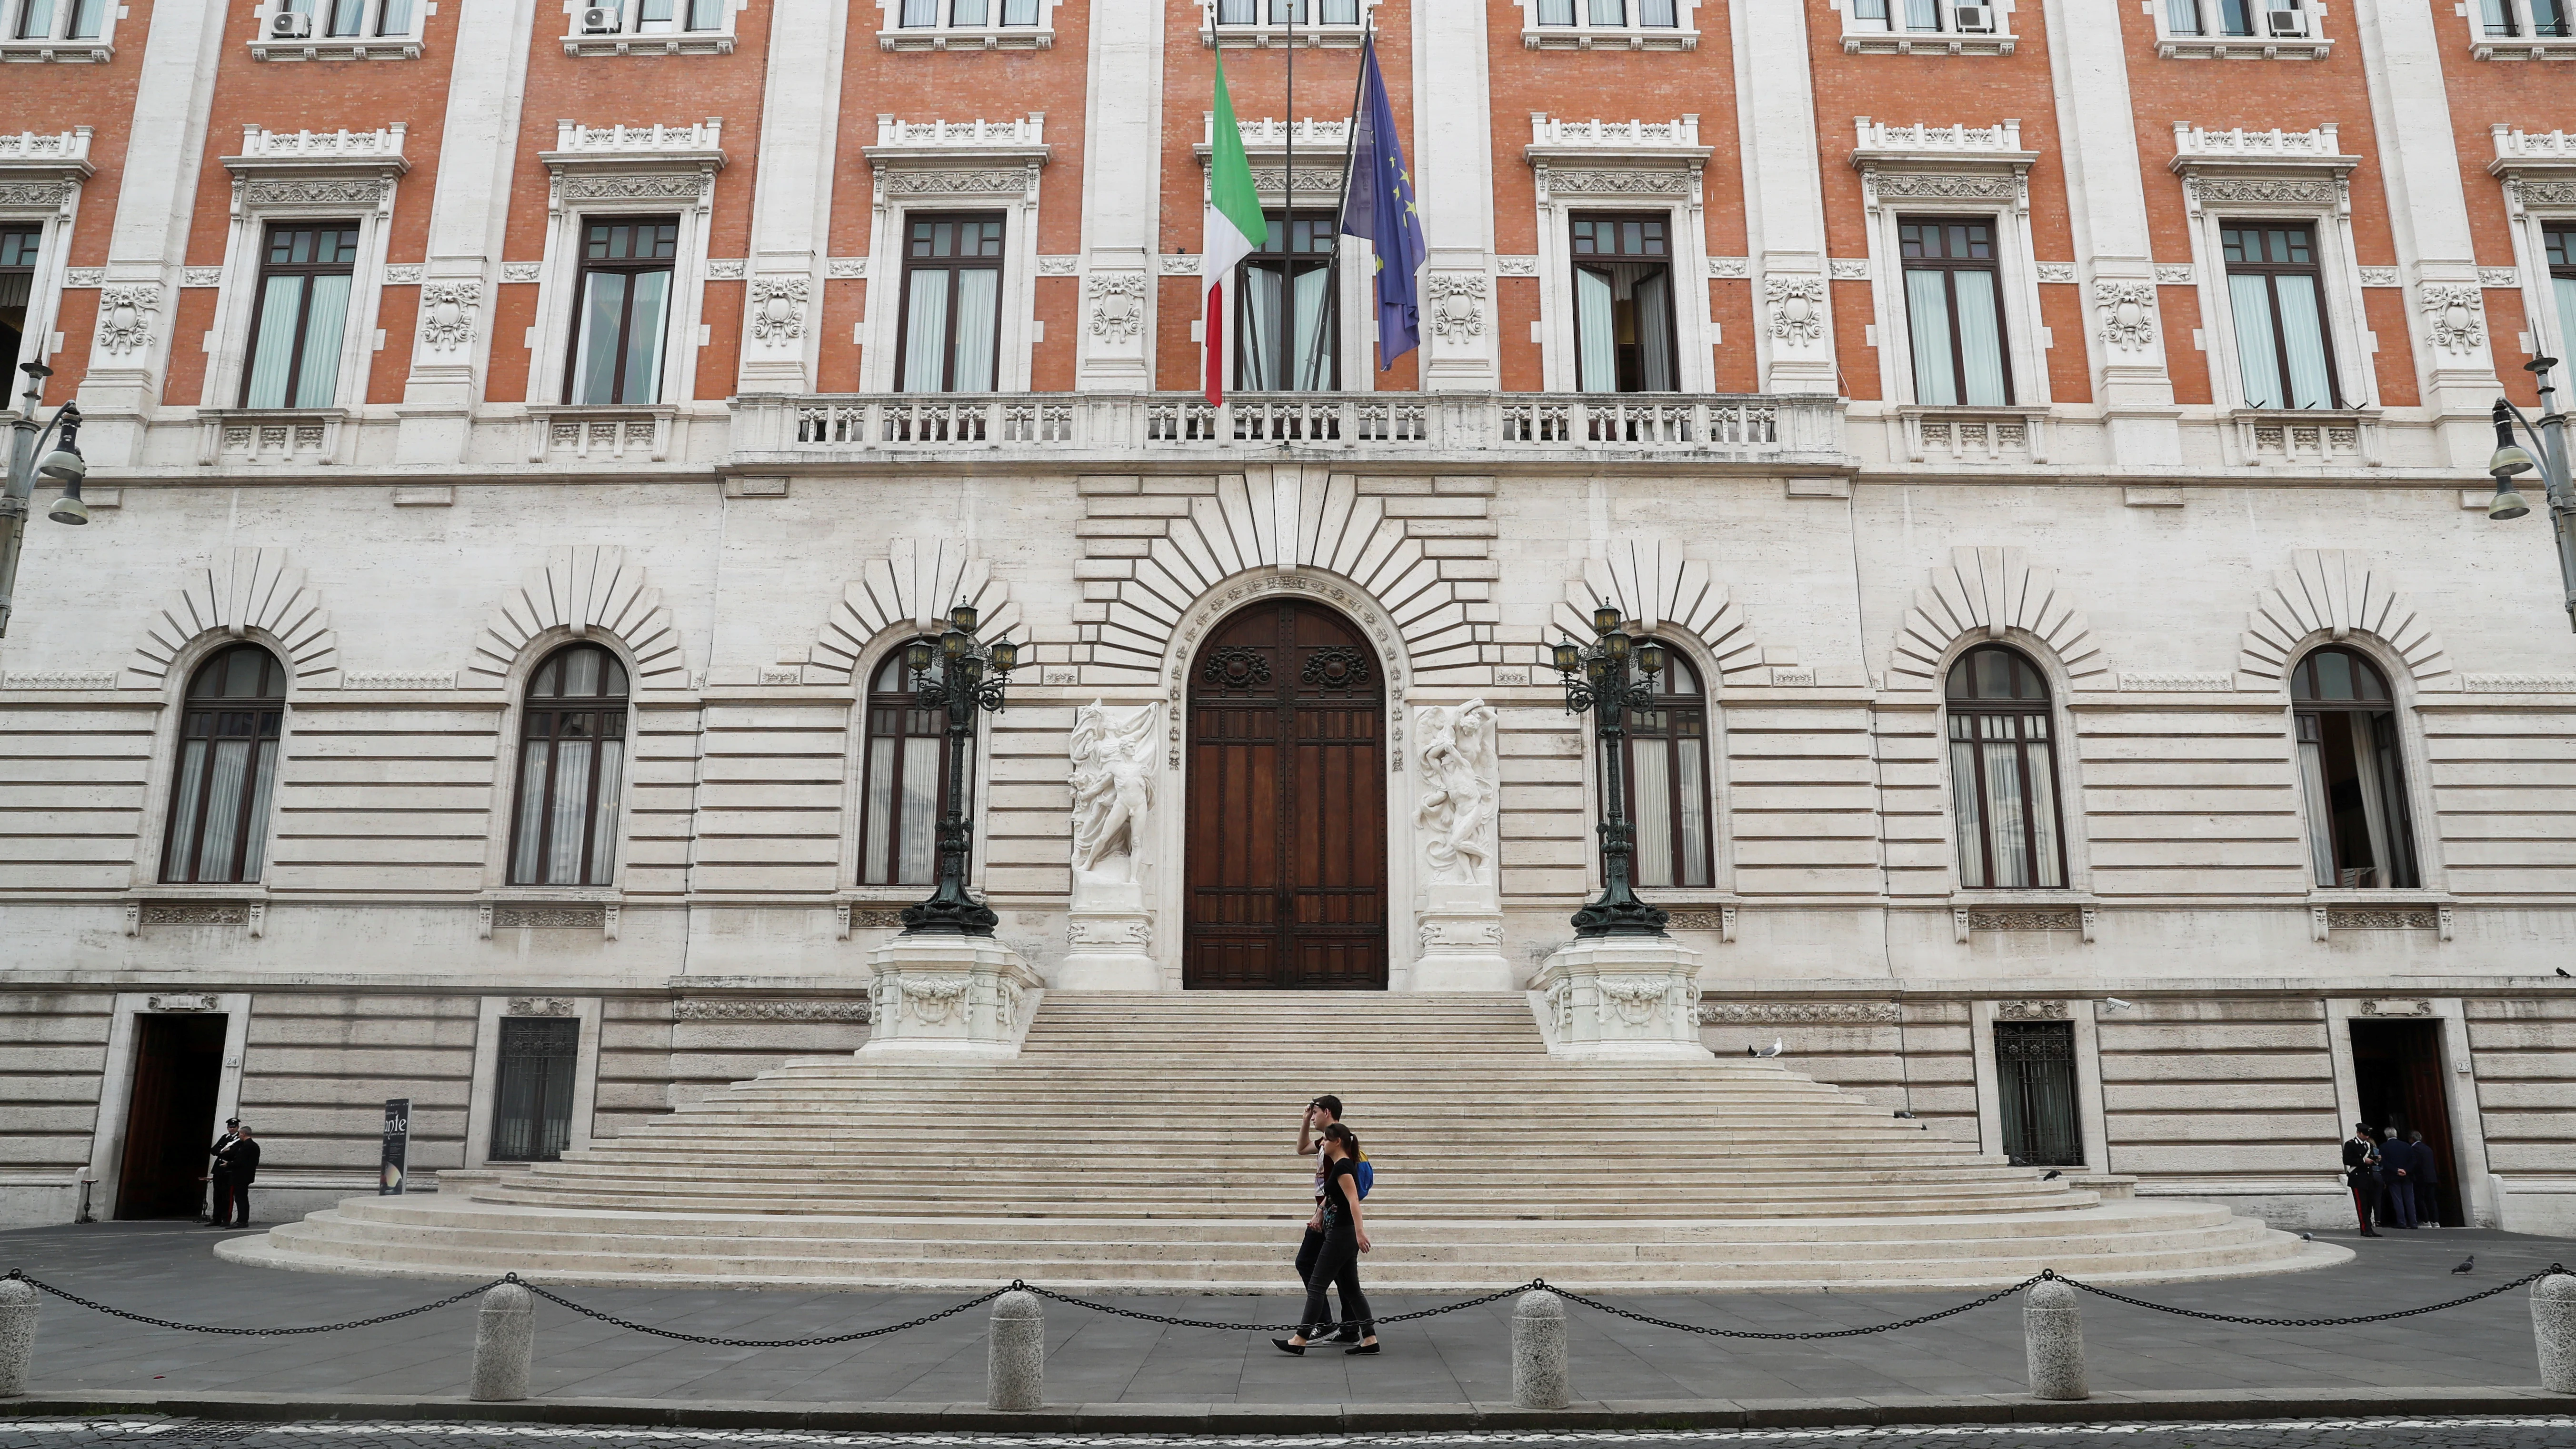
[2,1223,2568,1407]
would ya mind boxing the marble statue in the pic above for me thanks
[1415,699,1499,887]
[1068,700,1158,888]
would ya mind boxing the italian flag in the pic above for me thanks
[1202,51,1266,406]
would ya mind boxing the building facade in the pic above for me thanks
[2,0,2573,1237]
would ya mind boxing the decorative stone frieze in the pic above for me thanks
[1889,547,2109,691]
[465,546,689,692]
[860,936,1044,1059]
[506,997,577,1017]
[2235,550,2453,692]
[801,538,1021,685]
[1995,999,2071,1021]
[1533,937,1707,1060]
[1699,1001,1898,1025]
[1665,908,1737,941]
[673,999,872,1022]
[1953,905,2097,942]
[2359,998,2435,1017]
[147,993,221,1012]
[418,281,480,351]
[130,548,340,690]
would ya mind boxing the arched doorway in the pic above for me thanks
[1184,598,1388,989]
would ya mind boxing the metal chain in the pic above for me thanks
[512,1278,1010,1348]
[1546,1276,2043,1341]
[2,1268,505,1337]
[1022,1279,1543,1335]
[2049,1262,2570,1328]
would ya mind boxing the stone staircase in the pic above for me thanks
[220,993,2346,1291]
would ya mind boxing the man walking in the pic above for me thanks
[2406,1130,2443,1227]
[1295,1096,1361,1344]
[211,1125,260,1229]
[201,1118,240,1225]
[2380,1128,2419,1229]
[2342,1122,2383,1237]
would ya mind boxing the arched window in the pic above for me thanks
[2291,646,2418,889]
[1623,644,1714,889]
[162,645,286,884]
[507,645,628,887]
[857,645,950,886]
[1945,645,2067,890]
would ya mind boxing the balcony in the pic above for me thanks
[728,392,1849,467]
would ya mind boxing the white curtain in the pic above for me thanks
[2479,0,2514,28]
[1631,742,1675,889]
[1319,0,1358,20]
[901,270,950,391]
[901,0,938,21]
[294,273,351,408]
[951,0,987,23]
[167,740,207,879]
[376,0,413,31]
[2229,272,2285,408]
[2554,277,2576,364]
[586,735,624,886]
[1291,265,1331,390]
[244,275,305,409]
[1575,268,1616,393]
[1904,0,1940,27]
[1676,736,1709,886]
[1633,271,1674,391]
[620,269,670,403]
[951,268,998,390]
[240,738,279,882]
[1906,269,1958,405]
[897,735,942,884]
[1003,0,1038,20]
[863,735,899,883]
[328,0,362,35]
[2348,713,2393,887]
[2274,273,2332,408]
[2168,0,2203,32]
[1949,732,1987,888]
[15,0,53,38]
[1981,724,2032,888]
[1589,0,1625,23]
[1240,266,1281,390]
[2022,719,2062,889]
[687,0,723,25]
[511,741,549,882]
[1951,269,2007,405]
[1637,0,1676,22]
[573,272,628,403]
[1538,0,1574,20]
[2366,716,2414,888]
[544,738,595,886]
[199,739,251,884]
[2296,720,2336,886]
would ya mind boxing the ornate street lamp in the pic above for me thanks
[2485,356,2576,634]
[0,360,90,640]
[1548,604,1670,938]
[899,602,1020,936]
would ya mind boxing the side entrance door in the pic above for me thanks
[1184,599,1387,988]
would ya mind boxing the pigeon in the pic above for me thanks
[2041,1169,2063,1181]
[2298,1232,2315,1242]
[1893,1109,1918,1120]
[2559,968,2572,978]
[2452,1255,2475,1274]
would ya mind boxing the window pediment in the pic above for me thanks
[2492,127,2576,192]
[1852,120,2037,216]
[1193,117,1346,203]
[220,125,411,187]
[1525,114,1712,170]
[0,128,95,190]
[539,119,728,176]
[865,115,1051,170]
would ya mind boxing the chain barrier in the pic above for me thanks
[3,1268,506,1337]
[1543,1276,2043,1341]
[1018,1279,1540,1336]
[511,1278,1009,1348]
[2049,1262,2570,1328]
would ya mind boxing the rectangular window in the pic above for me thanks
[2537,0,2572,36]
[377,0,414,33]
[2167,0,2203,33]
[1569,213,1676,394]
[64,0,100,36]
[241,223,359,410]
[326,0,362,36]
[568,217,678,405]
[636,0,675,30]
[1588,0,1625,24]
[897,212,1005,393]
[1902,0,1943,30]
[1538,0,1575,21]
[0,226,36,384]
[1637,0,1676,22]
[489,1016,580,1163]
[1238,212,1338,392]
[1900,218,2011,407]
[2222,223,2340,410]
[2482,0,2519,33]
[14,0,52,39]
[1850,0,1888,19]
[2217,0,2256,33]
[901,0,937,21]
[2548,227,2576,361]
[1995,1021,2084,1168]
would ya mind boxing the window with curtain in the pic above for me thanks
[1537,0,1576,20]
[11,0,49,38]
[858,646,952,887]
[489,1017,580,1162]
[2534,0,2573,35]
[508,645,628,888]
[1623,645,1713,890]
[906,0,1038,22]
[897,212,1005,393]
[1946,645,2067,891]
[2216,0,2259,31]
[1995,1021,2084,1167]
[161,646,287,886]
[1569,213,1676,394]
[2546,227,2576,359]
[2291,647,2419,890]
[0,226,36,383]
[2223,223,2341,410]
[2167,0,2204,32]
[1238,212,1338,392]
[568,217,677,405]
[1900,217,2012,407]
[627,0,725,30]
[325,0,363,36]
[377,0,413,33]
[2481,0,2520,32]
[241,223,358,410]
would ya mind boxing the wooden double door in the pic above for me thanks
[1184,600,1388,988]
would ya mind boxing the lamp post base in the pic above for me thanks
[1529,936,1708,1060]
[860,934,1045,1059]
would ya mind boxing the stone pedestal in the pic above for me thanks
[1530,936,1707,1060]
[1411,884,1511,992]
[861,934,1045,1059]
[1058,880,1158,990]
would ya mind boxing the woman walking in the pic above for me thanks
[1276,1123,1378,1355]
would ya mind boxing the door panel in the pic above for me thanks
[1185,600,1387,988]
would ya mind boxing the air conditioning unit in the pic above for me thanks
[580,5,623,32]
[2266,6,2307,34]
[1951,3,1995,31]
[269,10,313,38]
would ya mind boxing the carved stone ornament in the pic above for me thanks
[560,173,709,206]
[875,975,973,1025]
[2357,266,2400,288]
[2419,284,2486,353]
[2034,262,2077,284]
[1541,169,1692,197]
[0,181,71,210]
[884,168,1037,198]
[2326,907,2439,931]
[1699,1001,1899,1025]
[501,261,543,283]
[1765,276,1827,344]
[94,283,160,355]
[2183,175,2342,210]
[1495,255,1538,277]
[748,277,809,343]
[1867,172,2020,207]
[1665,908,1737,941]
[2154,263,2195,285]
[1414,700,1499,888]
[1423,273,1486,341]
[832,905,906,939]
[506,997,577,1017]
[244,178,388,209]
[490,904,607,930]
[1418,919,1503,949]
[1086,272,1146,344]
[139,902,249,927]
[1068,917,1150,947]
[1068,700,1158,889]
[1706,256,1749,279]
[2118,672,2232,692]
[2359,998,2435,1017]
[705,259,747,280]
[418,280,481,350]
[1597,975,1691,1029]
[2095,280,2158,351]
[674,998,872,1022]
[1994,999,2071,1020]
[148,993,221,1013]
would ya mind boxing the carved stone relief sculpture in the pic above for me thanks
[1410,698,1508,991]
[1058,700,1163,991]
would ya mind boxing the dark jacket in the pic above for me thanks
[2341,1136,2380,1187]
[2380,1138,2418,1180]
[208,1131,239,1176]
[217,1139,261,1185]
[2408,1140,2442,1186]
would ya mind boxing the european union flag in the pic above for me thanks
[1341,36,1426,371]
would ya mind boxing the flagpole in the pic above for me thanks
[1305,25,1371,391]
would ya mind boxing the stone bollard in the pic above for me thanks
[0,1278,36,1399]
[2023,1278,2087,1401]
[2536,1272,2576,1395]
[987,1289,1044,1411]
[470,1282,536,1402]
[1512,1288,1569,1410]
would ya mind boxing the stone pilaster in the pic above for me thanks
[1411,0,1498,390]
[1072,0,1161,390]
[1730,0,1834,394]
[734,0,848,394]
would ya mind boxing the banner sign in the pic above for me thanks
[379,1098,411,1195]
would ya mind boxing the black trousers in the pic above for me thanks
[2349,1178,2381,1232]
[220,1181,251,1227]
[205,1172,230,1222]
[1296,1225,1361,1332]
[1299,1225,1373,1339]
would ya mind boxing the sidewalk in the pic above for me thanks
[3,1221,2568,1407]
